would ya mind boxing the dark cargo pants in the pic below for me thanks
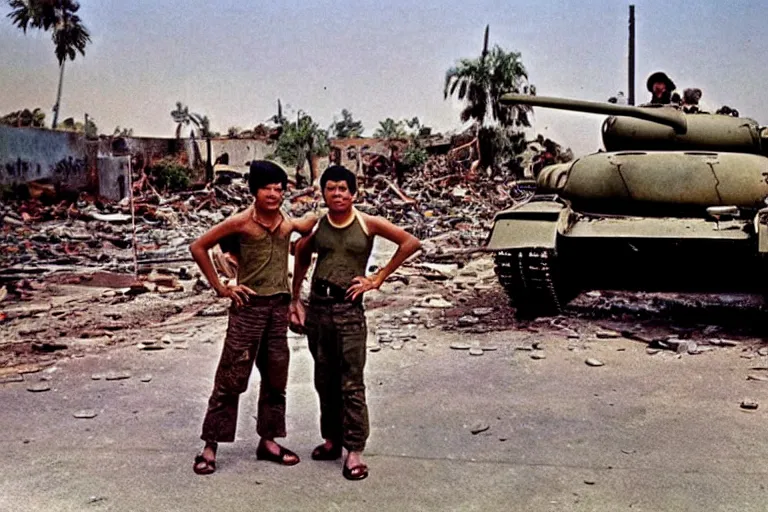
[201,294,290,443]
[305,297,369,452]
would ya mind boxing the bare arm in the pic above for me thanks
[189,210,255,306]
[291,212,319,235]
[289,232,316,328]
[346,213,422,300]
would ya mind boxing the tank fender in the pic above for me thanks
[486,200,568,250]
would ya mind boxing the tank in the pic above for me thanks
[486,93,768,317]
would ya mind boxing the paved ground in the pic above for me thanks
[3,311,768,512]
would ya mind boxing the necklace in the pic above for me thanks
[251,207,282,232]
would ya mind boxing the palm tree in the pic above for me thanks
[373,118,407,139]
[7,0,91,129]
[170,102,193,139]
[443,25,534,129]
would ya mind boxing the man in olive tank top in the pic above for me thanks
[188,161,318,475]
[290,165,421,480]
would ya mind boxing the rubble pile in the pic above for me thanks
[1,154,526,285]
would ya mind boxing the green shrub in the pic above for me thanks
[401,145,428,170]
[147,158,191,191]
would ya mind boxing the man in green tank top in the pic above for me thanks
[290,165,422,480]
[188,161,318,475]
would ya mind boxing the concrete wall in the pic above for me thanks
[0,125,90,189]
[199,137,276,172]
[98,156,130,201]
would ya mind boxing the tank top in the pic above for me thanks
[312,210,374,289]
[236,212,290,296]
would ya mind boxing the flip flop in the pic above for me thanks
[193,454,216,475]
[311,443,342,461]
[342,463,369,481]
[256,443,300,466]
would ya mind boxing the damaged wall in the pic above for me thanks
[197,138,276,171]
[0,125,90,190]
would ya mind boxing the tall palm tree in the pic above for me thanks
[7,0,91,129]
[444,25,534,128]
[170,101,192,139]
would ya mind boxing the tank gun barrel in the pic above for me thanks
[500,93,688,134]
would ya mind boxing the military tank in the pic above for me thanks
[486,93,768,317]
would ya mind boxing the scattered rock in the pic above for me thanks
[468,347,484,356]
[0,374,24,384]
[747,374,768,382]
[470,422,490,435]
[105,371,131,381]
[73,410,98,419]
[27,382,51,392]
[368,345,382,353]
[471,307,494,317]
[758,347,768,357]
[91,374,104,380]
[740,399,759,410]
[585,358,604,367]
[595,330,620,339]
[530,352,546,360]
[457,315,479,327]
[450,342,471,350]
[139,375,153,383]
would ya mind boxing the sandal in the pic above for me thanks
[342,463,369,481]
[193,454,216,475]
[311,443,342,461]
[256,443,300,466]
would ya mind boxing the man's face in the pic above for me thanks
[323,179,354,213]
[254,183,284,211]
[652,81,667,97]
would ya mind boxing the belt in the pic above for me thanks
[311,280,348,301]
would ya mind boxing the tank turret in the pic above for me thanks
[488,92,768,319]
[500,93,768,154]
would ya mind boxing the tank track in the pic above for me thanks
[494,248,564,316]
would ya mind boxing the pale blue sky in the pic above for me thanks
[1,1,765,155]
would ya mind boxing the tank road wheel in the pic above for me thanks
[493,248,574,318]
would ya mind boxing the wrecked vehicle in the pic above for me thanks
[486,93,768,316]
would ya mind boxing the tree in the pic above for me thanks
[329,109,364,138]
[1,108,46,127]
[170,102,194,139]
[270,111,330,186]
[373,118,407,139]
[112,126,133,137]
[7,0,91,129]
[444,25,534,129]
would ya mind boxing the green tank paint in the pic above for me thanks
[488,92,768,318]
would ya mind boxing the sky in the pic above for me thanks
[1,0,766,156]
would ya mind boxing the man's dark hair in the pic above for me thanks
[320,165,357,195]
[248,160,288,195]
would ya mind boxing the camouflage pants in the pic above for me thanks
[201,294,290,443]
[306,298,369,452]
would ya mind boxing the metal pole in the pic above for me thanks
[628,5,635,106]
[127,158,139,279]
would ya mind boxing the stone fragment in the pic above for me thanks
[470,422,490,434]
[91,374,104,380]
[0,374,24,384]
[480,345,498,351]
[139,375,153,383]
[740,399,759,410]
[585,358,604,367]
[530,352,546,360]
[646,348,661,355]
[747,374,768,382]
[73,410,98,419]
[369,345,381,353]
[450,342,471,350]
[471,307,494,317]
[596,330,620,339]
[468,348,484,356]
[105,371,131,381]
[758,347,768,357]
[27,382,51,392]
[457,315,479,327]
